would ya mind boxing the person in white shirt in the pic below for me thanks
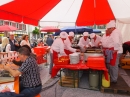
[89,33,102,47]
[20,35,31,48]
[1,37,11,52]
[49,32,68,74]
[64,32,80,55]
[51,32,68,57]
[100,20,123,83]
[78,32,90,52]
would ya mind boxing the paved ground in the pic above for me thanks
[39,64,130,97]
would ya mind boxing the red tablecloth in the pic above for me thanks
[36,54,47,64]
[51,57,108,80]
[51,61,89,78]
[33,46,49,64]
[33,46,49,55]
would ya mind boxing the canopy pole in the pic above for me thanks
[74,24,78,43]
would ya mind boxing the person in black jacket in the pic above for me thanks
[9,33,20,51]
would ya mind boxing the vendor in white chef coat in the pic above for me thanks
[64,32,80,55]
[78,32,90,52]
[49,32,68,74]
[89,33,102,47]
[100,20,123,84]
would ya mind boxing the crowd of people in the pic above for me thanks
[0,20,129,96]
[0,34,54,97]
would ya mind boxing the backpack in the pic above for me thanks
[3,44,7,52]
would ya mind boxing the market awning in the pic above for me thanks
[0,0,61,26]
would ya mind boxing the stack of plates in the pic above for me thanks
[69,53,80,64]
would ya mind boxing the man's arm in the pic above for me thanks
[4,65,22,77]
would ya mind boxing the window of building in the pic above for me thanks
[9,22,12,26]
[16,23,19,29]
[87,25,96,29]
[97,25,106,29]
[22,24,25,30]
[0,20,3,25]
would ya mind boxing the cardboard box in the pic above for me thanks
[121,58,130,69]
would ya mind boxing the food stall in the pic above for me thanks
[51,47,109,90]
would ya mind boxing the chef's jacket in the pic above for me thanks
[78,37,90,48]
[64,37,76,53]
[51,38,67,57]
[90,35,102,47]
[100,29,123,53]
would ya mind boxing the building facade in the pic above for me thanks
[0,19,28,37]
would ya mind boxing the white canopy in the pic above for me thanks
[40,0,83,27]
[40,0,130,27]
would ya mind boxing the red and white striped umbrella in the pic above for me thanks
[40,0,130,27]
[0,25,17,32]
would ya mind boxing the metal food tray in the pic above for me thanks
[84,52,104,61]
[71,46,80,49]
[85,50,102,53]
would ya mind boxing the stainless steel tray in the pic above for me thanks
[84,53,104,60]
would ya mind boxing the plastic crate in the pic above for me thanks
[87,57,106,68]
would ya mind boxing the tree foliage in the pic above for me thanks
[32,27,40,34]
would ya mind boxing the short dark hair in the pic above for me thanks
[21,45,32,53]
[18,47,30,56]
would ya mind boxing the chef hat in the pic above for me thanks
[60,32,68,38]
[90,33,95,39]
[69,31,74,37]
[106,20,116,29]
[83,32,89,36]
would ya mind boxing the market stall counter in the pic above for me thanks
[51,61,89,78]
[51,56,108,89]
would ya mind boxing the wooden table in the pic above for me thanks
[0,77,19,93]
[0,64,19,93]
